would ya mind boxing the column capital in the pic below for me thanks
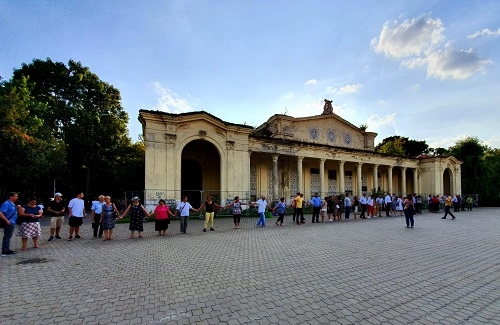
[373,164,379,169]
[319,158,326,164]
[339,160,345,166]
[400,166,407,171]
[357,162,363,168]
[297,156,304,162]
[272,154,279,162]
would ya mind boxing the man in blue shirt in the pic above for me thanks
[1,192,19,256]
[310,192,322,223]
[91,195,105,239]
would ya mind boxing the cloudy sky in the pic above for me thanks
[1,0,499,148]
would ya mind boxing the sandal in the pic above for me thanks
[34,245,41,248]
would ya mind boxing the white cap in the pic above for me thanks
[54,192,63,197]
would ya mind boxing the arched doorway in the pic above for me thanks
[181,140,221,208]
[443,168,453,195]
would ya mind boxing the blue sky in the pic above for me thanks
[1,0,499,148]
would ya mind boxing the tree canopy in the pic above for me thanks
[0,58,144,199]
[375,136,428,157]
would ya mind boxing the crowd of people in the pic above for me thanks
[0,190,475,256]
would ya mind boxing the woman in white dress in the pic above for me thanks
[396,196,404,216]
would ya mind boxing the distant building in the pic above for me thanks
[139,100,461,209]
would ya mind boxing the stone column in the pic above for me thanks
[388,166,393,194]
[339,160,345,194]
[297,156,304,192]
[413,168,418,194]
[357,162,363,196]
[401,167,407,196]
[319,158,326,197]
[373,164,379,192]
[272,154,279,200]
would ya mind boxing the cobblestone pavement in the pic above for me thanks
[1,208,499,325]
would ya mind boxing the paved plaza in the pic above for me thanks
[1,208,499,325]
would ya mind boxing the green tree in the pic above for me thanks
[0,76,66,195]
[9,58,141,196]
[375,136,429,157]
[449,137,495,203]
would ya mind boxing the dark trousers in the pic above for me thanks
[404,209,414,227]
[277,213,285,224]
[295,208,304,224]
[2,224,14,252]
[312,207,320,222]
[92,214,103,238]
[180,216,189,233]
[344,206,351,219]
[360,204,367,218]
[385,203,391,216]
[443,206,455,219]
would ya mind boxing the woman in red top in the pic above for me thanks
[151,199,175,236]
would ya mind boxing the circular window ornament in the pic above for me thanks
[343,133,352,145]
[327,130,336,143]
[309,127,319,140]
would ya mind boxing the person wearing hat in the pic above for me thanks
[47,192,65,241]
[120,196,149,238]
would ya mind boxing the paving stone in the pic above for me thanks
[1,209,499,324]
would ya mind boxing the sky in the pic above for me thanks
[1,0,500,148]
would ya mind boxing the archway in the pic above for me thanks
[443,168,453,195]
[181,139,221,208]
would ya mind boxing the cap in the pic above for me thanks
[132,196,140,201]
[54,192,63,197]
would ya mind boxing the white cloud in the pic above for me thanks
[484,135,500,149]
[151,82,193,113]
[372,15,444,59]
[326,86,337,94]
[426,134,469,149]
[366,113,396,132]
[339,83,362,93]
[285,99,345,118]
[281,91,294,100]
[426,44,492,79]
[326,83,362,94]
[467,28,500,39]
[304,79,317,85]
[373,15,493,80]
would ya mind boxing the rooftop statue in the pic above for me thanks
[322,99,333,115]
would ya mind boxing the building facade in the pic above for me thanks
[139,101,461,209]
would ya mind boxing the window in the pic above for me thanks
[310,168,320,174]
[328,170,337,180]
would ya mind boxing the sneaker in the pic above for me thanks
[210,228,214,231]
[452,217,456,220]
[441,217,446,219]
[55,235,62,239]
[48,236,54,241]
[68,236,73,241]
[75,235,81,239]
[1,250,15,256]
[203,228,206,232]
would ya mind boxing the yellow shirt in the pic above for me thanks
[295,196,304,208]
[445,196,452,206]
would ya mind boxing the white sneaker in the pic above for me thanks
[329,219,333,222]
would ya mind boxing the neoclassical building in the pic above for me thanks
[139,100,461,209]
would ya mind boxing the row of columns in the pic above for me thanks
[270,155,419,199]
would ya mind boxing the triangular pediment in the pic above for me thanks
[253,113,377,151]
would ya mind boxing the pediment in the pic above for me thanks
[253,114,377,151]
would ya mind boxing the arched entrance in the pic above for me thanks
[443,168,453,195]
[181,139,221,208]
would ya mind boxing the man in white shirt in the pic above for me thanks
[254,195,272,227]
[68,192,86,241]
[344,193,352,220]
[176,196,197,234]
[359,193,367,219]
[384,193,392,217]
[376,195,384,217]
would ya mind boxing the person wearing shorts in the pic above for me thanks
[68,192,85,241]
[47,192,65,241]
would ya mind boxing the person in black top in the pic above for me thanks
[198,195,222,232]
[47,193,65,241]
